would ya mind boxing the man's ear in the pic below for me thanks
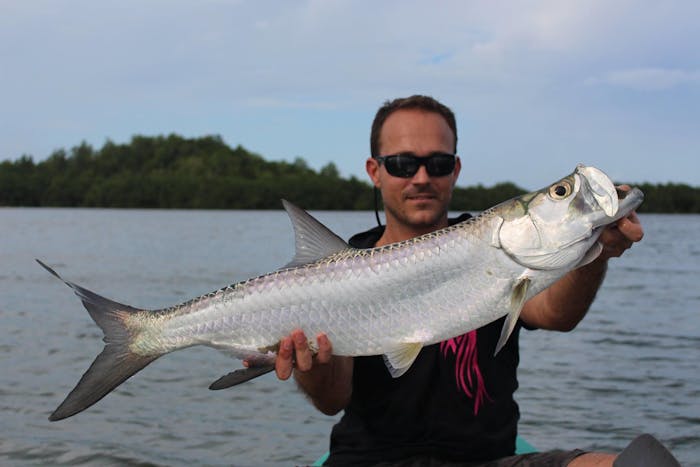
[452,156,462,188]
[366,157,381,188]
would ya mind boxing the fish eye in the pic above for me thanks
[549,181,572,199]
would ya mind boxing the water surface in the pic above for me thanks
[1,209,697,465]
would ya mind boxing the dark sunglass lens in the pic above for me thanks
[380,153,454,177]
[386,155,419,177]
[426,154,456,176]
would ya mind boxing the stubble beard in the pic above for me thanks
[385,199,450,233]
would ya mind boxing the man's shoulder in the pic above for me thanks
[449,212,473,225]
[348,225,384,248]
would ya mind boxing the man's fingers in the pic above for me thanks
[316,333,333,364]
[293,329,314,371]
[597,208,644,259]
[617,212,644,242]
[275,336,294,380]
[275,330,334,380]
[614,186,644,243]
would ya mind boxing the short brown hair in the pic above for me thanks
[370,95,458,157]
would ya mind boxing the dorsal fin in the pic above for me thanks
[281,199,350,269]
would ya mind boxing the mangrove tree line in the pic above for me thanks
[0,134,697,213]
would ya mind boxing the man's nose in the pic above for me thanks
[411,165,431,184]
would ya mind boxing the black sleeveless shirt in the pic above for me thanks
[326,215,522,465]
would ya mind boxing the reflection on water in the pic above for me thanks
[1,209,698,466]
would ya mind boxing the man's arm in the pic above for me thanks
[520,209,644,331]
[275,329,353,415]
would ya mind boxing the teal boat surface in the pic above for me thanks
[311,436,537,466]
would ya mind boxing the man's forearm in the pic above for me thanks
[294,355,353,415]
[522,256,608,331]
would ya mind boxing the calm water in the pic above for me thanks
[1,209,698,466]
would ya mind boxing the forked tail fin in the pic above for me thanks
[37,260,161,421]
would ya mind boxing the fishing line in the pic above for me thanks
[374,187,382,227]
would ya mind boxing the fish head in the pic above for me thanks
[495,164,644,270]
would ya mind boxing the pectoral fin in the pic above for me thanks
[495,276,531,355]
[575,242,603,268]
[383,342,423,378]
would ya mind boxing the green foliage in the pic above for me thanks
[451,182,527,211]
[0,134,376,209]
[0,134,697,213]
[633,182,700,213]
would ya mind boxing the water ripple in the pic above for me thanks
[2,211,697,465]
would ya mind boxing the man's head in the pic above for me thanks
[370,95,458,157]
[367,95,461,243]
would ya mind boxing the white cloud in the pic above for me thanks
[586,68,700,91]
[1,1,699,185]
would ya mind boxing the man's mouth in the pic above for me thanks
[406,193,437,202]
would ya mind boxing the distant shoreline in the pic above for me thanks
[2,134,697,213]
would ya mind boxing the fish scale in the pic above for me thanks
[39,164,644,421]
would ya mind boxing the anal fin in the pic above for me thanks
[209,365,275,390]
[383,342,423,378]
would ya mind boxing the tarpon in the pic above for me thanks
[40,164,643,421]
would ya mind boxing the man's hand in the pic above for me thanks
[275,329,333,380]
[598,186,644,260]
[598,211,643,259]
[520,187,644,331]
[273,329,352,415]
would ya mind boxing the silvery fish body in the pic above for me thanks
[41,164,644,421]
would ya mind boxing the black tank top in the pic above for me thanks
[327,216,522,465]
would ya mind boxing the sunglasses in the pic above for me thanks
[375,152,456,178]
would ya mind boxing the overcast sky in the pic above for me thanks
[1,1,698,189]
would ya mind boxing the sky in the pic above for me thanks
[1,0,699,189]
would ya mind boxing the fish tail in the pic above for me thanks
[37,260,161,421]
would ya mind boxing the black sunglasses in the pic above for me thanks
[375,152,456,178]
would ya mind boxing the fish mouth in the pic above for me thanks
[577,165,617,217]
[577,165,644,228]
[613,186,644,218]
[557,169,644,259]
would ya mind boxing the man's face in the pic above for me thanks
[366,108,461,236]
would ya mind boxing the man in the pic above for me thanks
[273,96,665,466]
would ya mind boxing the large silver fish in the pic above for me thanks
[41,164,643,421]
